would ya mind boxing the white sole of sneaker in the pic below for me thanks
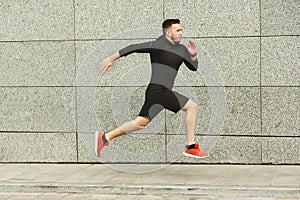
[95,131,99,156]
[183,152,209,159]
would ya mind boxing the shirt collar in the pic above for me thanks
[158,35,176,46]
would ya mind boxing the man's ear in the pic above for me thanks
[165,29,171,37]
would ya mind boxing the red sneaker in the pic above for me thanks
[183,143,209,158]
[95,131,109,157]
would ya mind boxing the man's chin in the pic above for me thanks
[175,39,181,44]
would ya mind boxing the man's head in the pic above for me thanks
[162,19,182,44]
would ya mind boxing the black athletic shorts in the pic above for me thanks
[138,83,189,120]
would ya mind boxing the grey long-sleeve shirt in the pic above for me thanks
[119,35,198,89]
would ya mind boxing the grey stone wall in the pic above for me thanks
[0,0,299,164]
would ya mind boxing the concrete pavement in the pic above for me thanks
[0,164,299,199]
[0,193,299,199]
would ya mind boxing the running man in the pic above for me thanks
[96,19,209,159]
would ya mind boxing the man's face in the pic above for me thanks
[166,23,182,44]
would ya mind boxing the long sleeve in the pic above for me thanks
[183,47,198,71]
[119,41,153,57]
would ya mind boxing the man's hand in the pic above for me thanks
[99,52,120,74]
[187,40,197,59]
[99,57,113,74]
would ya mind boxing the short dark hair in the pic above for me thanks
[162,19,180,35]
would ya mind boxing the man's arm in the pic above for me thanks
[119,41,153,57]
[99,41,153,74]
[183,40,198,71]
[187,40,197,61]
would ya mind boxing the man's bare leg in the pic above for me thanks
[181,99,209,158]
[105,116,151,141]
[181,99,198,145]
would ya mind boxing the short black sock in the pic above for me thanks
[186,143,196,150]
[102,133,108,143]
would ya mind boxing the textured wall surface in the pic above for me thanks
[0,0,299,164]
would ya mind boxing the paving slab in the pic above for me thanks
[0,164,299,198]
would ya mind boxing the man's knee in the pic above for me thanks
[190,101,198,110]
[119,117,150,133]
[133,116,150,129]
[183,99,198,111]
